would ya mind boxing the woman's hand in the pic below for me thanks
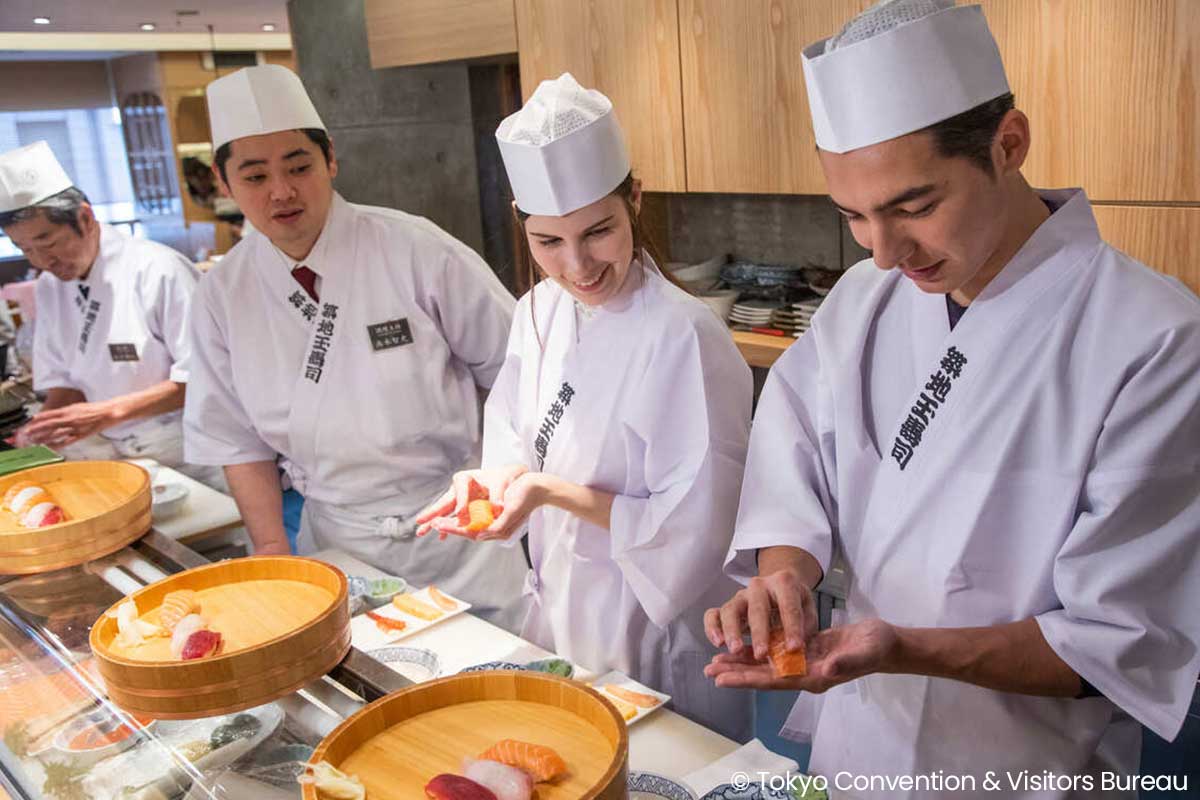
[415,464,529,538]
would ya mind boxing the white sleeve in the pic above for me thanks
[422,238,515,390]
[182,282,277,466]
[1035,320,1200,742]
[147,254,200,383]
[481,306,529,471]
[31,279,73,391]
[607,321,753,628]
[725,332,838,585]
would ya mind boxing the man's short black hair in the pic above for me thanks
[923,93,1016,176]
[0,186,90,237]
[213,128,332,184]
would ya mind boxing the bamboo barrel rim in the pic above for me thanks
[90,556,351,719]
[306,670,630,800]
[0,461,151,575]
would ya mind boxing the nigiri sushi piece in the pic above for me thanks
[158,589,202,631]
[464,499,495,533]
[298,761,366,800]
[170,613,208,659]
[477,740,568,783]
[425,774,497,800]
[462,758,533,800]
[111,599,162,648]
[428,585,459,612]
[9,485,49,515]
[767,628,807,677]
[603,684,661,709]
[180,629,222,660]
[20,500,67,528]
[3,481,36,510]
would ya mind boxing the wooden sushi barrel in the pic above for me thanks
[0,461,151,575]
[307,671,629,800]
[90,557,351,719]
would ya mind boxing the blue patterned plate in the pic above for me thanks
[700,781,795,800]
[628,771,698,799]
[459,661,524,673]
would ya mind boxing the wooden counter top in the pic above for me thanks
[732,330,794,369]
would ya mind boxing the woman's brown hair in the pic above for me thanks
[512,171,688,346]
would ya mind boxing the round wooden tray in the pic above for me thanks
[90,556,351,720]
[0,461,152,575]
[306,671,629,800]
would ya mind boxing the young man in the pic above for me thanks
[0,141,221,488]
[184,65,527,629]
[707,1,1200,795]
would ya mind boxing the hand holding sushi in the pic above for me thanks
[415,468,525,540]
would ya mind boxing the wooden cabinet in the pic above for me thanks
[364,0,517,69]
[513,0,687,193]
[1093,205,1200,295]
[981,0,1199,203]
[678,0,868,195]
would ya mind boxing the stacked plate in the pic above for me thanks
[729,300,779,328]
[771,299,822,336]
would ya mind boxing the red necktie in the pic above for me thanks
[292,265,319,302]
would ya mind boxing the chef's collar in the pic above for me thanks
[267,198,341,278]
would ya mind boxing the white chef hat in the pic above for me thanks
[802,0,1011,153]
[206,64,326,151]
[496,73,631,216]
[0,141,74,214]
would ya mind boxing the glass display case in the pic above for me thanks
[0,533,408,800]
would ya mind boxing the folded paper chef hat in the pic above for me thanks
[0,141,73,214]
[496,73,631,216]
[207,64,326,151]
[802,0,1010,153]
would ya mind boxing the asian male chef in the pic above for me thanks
[183,65,527,630]
[0,141,223,489]
[705,1,1200,797]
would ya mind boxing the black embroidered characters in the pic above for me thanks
[891,346,968,470]
[304,303,339,383]
[534,382,575,469]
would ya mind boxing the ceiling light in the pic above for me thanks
[140,22,156,31]
[33,17,50,25]
[261,23,276,31]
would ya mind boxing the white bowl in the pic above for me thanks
[50,711,155,768]
[671,255,726,284]
[151,482,189,520]
[698,289,739,321]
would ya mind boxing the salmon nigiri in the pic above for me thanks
[477,740,567,783]
[767,628,807,677]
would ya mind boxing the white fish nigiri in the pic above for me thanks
[10,486,48,515]
[170,613,208,659]
[111,599,161,648]
[462,758,534,800]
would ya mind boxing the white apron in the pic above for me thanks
[484,256,755,741]
[185,196,527,630]
[727,189,1200,798]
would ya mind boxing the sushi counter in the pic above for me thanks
[0,531,746,799]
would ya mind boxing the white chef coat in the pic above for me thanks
[482,254,755,741]
[184,194,528,630]
[727,189,1200,798]
[31,224,215,478]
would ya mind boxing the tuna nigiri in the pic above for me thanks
[180,629,222,660]
[477,740,567,783]
[425,774,497,800]
[462,758,533,800]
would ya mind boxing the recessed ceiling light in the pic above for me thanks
[140,22,156,31]
[261,23,276,31]
[33,17,51,25]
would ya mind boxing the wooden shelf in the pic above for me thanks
[732,330,794,369]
